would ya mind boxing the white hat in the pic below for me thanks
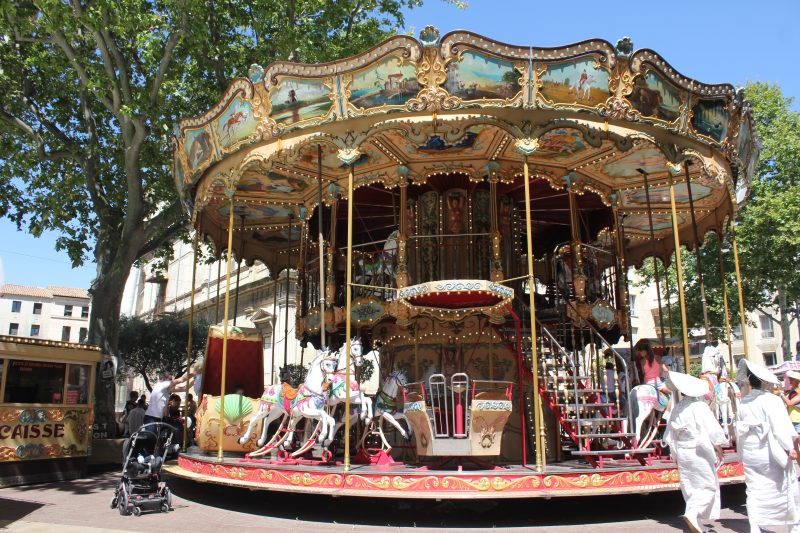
[737,358,779,385]
[786,370,800,381]
[666,371,710,397]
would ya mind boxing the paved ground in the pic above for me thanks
[0,470,791,532]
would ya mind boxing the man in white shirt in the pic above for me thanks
[143,371,195,426]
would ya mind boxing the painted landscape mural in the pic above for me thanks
[540,58,610,106]
[691,98,729,142]
[628,71,682,122]
[216,97,258,148]
[270,78,332,125]
[349,56,419,109]
[445,50,521,101]
[535,129,588,160]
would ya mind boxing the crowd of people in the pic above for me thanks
[119,370,199,445]
[622,338,800,533]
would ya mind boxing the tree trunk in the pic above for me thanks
[88,250,137,439]
[779,286,791,361]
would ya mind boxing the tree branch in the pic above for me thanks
[149,10,189,106]
[0,108,80,164]
[50,29,116,114]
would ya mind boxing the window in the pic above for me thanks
[732,324,743,340]
[630,326,638,339]
[759,315,775,339]
[79,327,88,343]
[8,323,19,335]
[81,306,89,318]
[33,302,42,315]
[629,295,637,316]
[61,326,71,342]
[763,351,777,367]
[30,324,40,337]
[65,364,90,404]
[3,359,66,403]
[63,304,73,317]
[11,300,21,313]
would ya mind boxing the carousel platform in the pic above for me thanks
[165,450,744,500]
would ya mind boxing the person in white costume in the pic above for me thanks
[735,358,800,533]
[663,371,728,533]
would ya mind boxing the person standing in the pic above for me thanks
[781,370,800,434]
[735,359,800,533]
[124,398,146,436]
[143,371,195,426]
[663,371,728,533]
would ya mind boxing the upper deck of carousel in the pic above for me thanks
[173,27,758,277]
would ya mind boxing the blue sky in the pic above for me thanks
[2,0,798,290]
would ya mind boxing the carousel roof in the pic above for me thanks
[173,27,758,274]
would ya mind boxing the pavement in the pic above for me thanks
[0,470,792,532]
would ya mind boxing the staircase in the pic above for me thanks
[503,297,655,468]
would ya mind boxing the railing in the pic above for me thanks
[406,232,492,283]
[403,376,513,440]
[552,242,619,307]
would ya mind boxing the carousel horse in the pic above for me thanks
[714,380,740,442]
[629,384,672,448]
[238,347,338,448]
[373,369,412,440]
[325,338,375,439]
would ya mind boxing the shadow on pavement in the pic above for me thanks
[166,474,747,529]
[8,472,118,497]
[0,496,44,522]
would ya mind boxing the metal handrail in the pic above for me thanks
[564,299,630,420]
[538,322,582,438]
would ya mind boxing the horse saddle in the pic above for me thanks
[282,383,299,401]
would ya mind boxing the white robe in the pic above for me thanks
[736,388,800,527]
[664,397,728,520]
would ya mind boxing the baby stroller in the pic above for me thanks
[111,422,176,516]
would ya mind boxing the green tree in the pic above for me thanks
[118,312,208,391]
[635,82,800,361]
[0,0,447,433]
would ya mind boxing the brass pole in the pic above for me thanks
[716,226,734,371]
[270,279,278,384]
[233,215,245,327]
[668,176,691,373]
[215,257,222,323]
[183,223,199,451]
[283,216,293,367]
[218,195,236,461]
[685,162,711,341]
[639,169,667,345]
[317,145,326,348]
[522,155,544,471]
[343,162,356,471]
[730,220,750,361]
[612,193,636,375]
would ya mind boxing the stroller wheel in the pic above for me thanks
[161,502,170,513]
[163,487,172,509]
[117,492,129,516]
[110,495,118,509]
[132,506,142,517]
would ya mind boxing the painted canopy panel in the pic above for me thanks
[173,28,756,270]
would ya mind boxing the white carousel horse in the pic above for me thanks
[373,369,412,440]
[238,348,338,448]
[714,380,740,442]
[629,384,672,449]
[325,339,375,439]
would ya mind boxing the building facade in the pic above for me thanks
[0,284,90,344]
[120,239,302,399]
[622,271,798,369]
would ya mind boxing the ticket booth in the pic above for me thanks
[0,335,101,487]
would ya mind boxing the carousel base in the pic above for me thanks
[165,450,744,500]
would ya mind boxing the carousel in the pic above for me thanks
[164,27,759,499]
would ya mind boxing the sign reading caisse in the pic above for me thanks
[0,406,93,462]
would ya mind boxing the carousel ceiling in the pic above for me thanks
[174,27,758,272]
